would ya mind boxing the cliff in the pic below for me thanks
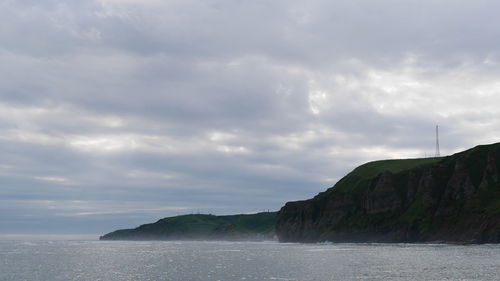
[276,143,500,243]
[100,212,276,241]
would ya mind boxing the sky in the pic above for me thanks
[2,0,500,238]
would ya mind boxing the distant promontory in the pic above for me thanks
[100,212,276,241]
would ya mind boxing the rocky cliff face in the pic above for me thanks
[276,143,500,243]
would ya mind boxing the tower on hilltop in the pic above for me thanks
[435,125,440,157]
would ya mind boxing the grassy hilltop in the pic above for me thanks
[100,212,277,241]
[331,157,443,193]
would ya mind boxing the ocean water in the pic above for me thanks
[0,240,499,281]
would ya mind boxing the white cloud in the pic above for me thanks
[34,176,75,185]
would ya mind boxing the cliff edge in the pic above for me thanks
[276,143,500,243]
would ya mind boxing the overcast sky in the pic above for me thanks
[1,0,500,238]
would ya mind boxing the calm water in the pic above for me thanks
[1,240,499,281]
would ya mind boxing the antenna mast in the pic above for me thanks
[435,125,440,157]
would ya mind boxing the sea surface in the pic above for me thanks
[1,240,499,281]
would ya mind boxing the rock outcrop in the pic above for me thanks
[276,143,500,243]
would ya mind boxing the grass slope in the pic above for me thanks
[100,212,277,241]
[331,157,443,194]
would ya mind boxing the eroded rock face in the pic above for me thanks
[365,171,402,214]
[276,144,500,244]
[479,151,499,190]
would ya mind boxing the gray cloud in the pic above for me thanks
[2,0,500,236]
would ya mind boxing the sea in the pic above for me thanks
[0,240,499,281]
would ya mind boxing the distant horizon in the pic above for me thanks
[0,209,281,239]
[0,234,99,241]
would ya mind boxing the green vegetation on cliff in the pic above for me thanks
[331,157,442,193]
[277,142,500,244]
[100,212,277,241]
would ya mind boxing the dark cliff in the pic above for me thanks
[100,212,277,241]
[276,143,500,243]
